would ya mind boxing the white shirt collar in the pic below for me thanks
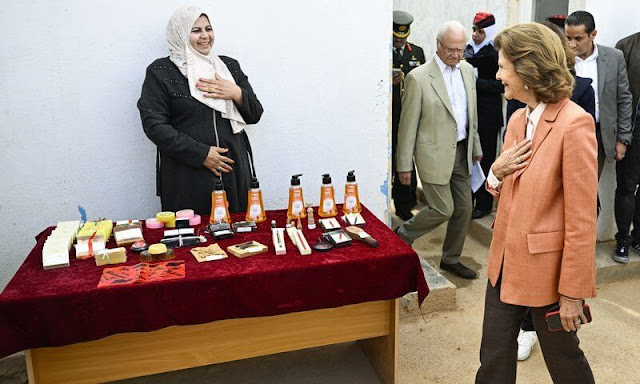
[576,43,598,63]
[526,102,547,127]
[433,53,460,72]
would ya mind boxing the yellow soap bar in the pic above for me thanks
[156,212,176,222]
[156,212,176,229]
[95,247,127,266]
[148,243,168,255]
[79,220,113,240]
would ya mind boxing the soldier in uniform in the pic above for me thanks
[392,10,426,221]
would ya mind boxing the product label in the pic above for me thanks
[291,189,303,215]
[213,195,226,221]
[322,198,335,212]
[345,185,357,210]
[345,196,357,209]
[249,204,261,219]
[213,207,226,221]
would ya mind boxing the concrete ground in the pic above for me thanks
[2,224,640,383]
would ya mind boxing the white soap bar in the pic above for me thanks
[43,249,70,270]
[116,220,140,226]
[74,240,106,258]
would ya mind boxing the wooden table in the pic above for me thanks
[26,298,399,384]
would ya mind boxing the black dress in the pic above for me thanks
[138,56,263,215]
[464,44,504,214]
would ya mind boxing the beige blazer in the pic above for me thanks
[396,58,482,185]
[488,99,598,307]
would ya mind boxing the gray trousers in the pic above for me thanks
[397,142,472,264]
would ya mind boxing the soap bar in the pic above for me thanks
[227,241,268,258]
[319,218,341,231]
[113,222,144,246]
[164,228,195,237]
[74,236,107,258]
[341,213,366,226]
[43,221,82,269]
[95,247,127,266]
[176,209,195,219]
[191,243,228,262]
[272,228,286,255]
[156,211,176,228]
[78,220,113,241]
[293,229,312,255]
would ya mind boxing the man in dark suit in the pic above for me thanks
[613,32,640,263]
[392,10,426,221]
[565,11,633,260]
[464,12,503,219]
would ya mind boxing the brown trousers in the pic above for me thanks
[475,279,595,384]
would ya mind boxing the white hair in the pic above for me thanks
[436,20,467,41]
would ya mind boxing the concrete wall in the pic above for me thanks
[394,0,509,59]
[0,0,392,291]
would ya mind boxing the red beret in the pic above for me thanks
[474,12,495,29]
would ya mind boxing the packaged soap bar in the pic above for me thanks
[75,236,107,258]
[227,241,268,258]
[95,247,127,266]
[79,220,113,240]
[113,222,144,246]
[190,244,228,262]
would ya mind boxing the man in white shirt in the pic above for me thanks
[565,11,632,172]
[565,11,633,260]
[395,21,482,279]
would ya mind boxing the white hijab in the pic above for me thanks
[167,5,246,134]
[468,24,497,55]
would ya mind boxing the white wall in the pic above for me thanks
[0,0,392,291]
[394,0,509,58]
[583,0,640,47]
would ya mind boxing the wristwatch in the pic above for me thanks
[619,138,631,146]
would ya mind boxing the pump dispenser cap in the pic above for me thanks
[250,177,260,189]
[291,174,302,186]
[347,170,356,182]
[213,179,224,190]
[322,174,332,184]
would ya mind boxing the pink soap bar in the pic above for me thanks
[176,209,195,219]
[189,214,201,226]
[145,218,164,229]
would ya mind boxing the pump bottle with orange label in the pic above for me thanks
[210,179,231,223]
[245,177,266,223]
[318,174,337,217]
[287,174,306,220]
[343,170,362,214]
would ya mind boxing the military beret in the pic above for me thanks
[473,12,495,29]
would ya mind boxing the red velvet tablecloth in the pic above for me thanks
[0,206,428,358]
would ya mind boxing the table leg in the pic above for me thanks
[359,298,398,384]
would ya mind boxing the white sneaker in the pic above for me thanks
[517,330,538,361]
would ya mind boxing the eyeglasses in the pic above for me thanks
[437,40,465,55]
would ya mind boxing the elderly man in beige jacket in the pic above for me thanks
[395,20,482,279]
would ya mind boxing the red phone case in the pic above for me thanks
[545,303,592,332]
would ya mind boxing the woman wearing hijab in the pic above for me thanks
[463,12,504,219]
[138,6,263,215]
[475,23,597,383]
